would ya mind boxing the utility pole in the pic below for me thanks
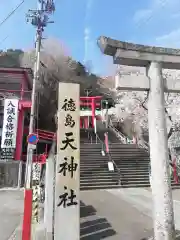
[25,0,55,189]
[22,1,55,239]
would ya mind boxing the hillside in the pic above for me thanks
[0,49,23,67]
[0,48,115,131]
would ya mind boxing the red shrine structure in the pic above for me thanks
[0,67,104,162]
[80,96,102,128]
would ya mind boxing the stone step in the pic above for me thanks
[80,149,148,152]
[80,181,119,185]
[81,172,119,176]
[80,160,149,163]
[80,183,150,190]
[81,170,115,174]
[80,179,119,183]
[121,173,149,176]
[119,165,148,168]
[120,183,150,188]
[80,184,122,190]
[81,143,137,147]
[121,179,150,184]
[121,163,148,166]
[80,155,149,159]
[120,169,148,172]
[80,164,149,168]
[80,155,149,158]
[81,168,148,172]
[80,162,149,165]
[118,166,149,169]
[121,175,149,179]
[81,148,148,150]
[82,158,149,161]
[80,175,119,179]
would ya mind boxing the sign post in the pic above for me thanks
[27,133,40,224]
[54,82,80,240]
[27,133,39,146]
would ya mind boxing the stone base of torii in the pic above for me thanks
[97,36,180,240]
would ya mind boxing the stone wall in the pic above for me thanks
[0,161,25,188]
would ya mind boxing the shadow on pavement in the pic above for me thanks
[80,201,116,239]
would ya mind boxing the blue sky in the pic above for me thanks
[1,0,180,75]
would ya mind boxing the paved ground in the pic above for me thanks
[0,189,23,240]
[80,189,153,240]
[2,187,180,240]
[80,188,180,240]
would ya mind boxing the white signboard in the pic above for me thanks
[32,162,41,181]
[1,99,19,149]
[54,83,80,240]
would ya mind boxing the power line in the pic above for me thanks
[135,0,169,29]
[0,36,8,46]
[0,0,25,28]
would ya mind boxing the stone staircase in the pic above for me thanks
[80,130,120,190]
[80,129,180,190]
[109,143,150,187]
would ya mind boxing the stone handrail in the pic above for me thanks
[109,119,133,144]
[94,131,122,185]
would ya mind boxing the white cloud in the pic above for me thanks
[133,0,180,26]
[87,0,93,10]
[133,9,152,24]
[84,0,94,67]
[133,0,180,47]
[156,28,180,47]
[84,27,90,41]
[171,12,180,19]
[85,0,93,22]
[84,27,91,63]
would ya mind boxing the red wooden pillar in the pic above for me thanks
[91,98,95,128]
[15,107,24,160]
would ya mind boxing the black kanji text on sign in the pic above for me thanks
[60,132,77,150]
[61,98,76,111]
[64,114,75,128]
[57,186,77,208]
[58,156,78,178]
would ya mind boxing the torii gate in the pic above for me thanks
[80,96,102,128]
[97,36,180,239]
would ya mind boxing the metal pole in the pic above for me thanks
[22,1,55,239]
[22,28,41,240]
[25,0,43,189]
[147,62,175,239]
[25,31,41,189]
[17,161,22,189]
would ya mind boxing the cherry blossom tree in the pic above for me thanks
[113,66,180,143]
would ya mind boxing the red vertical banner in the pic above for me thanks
[104,133,109,153]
